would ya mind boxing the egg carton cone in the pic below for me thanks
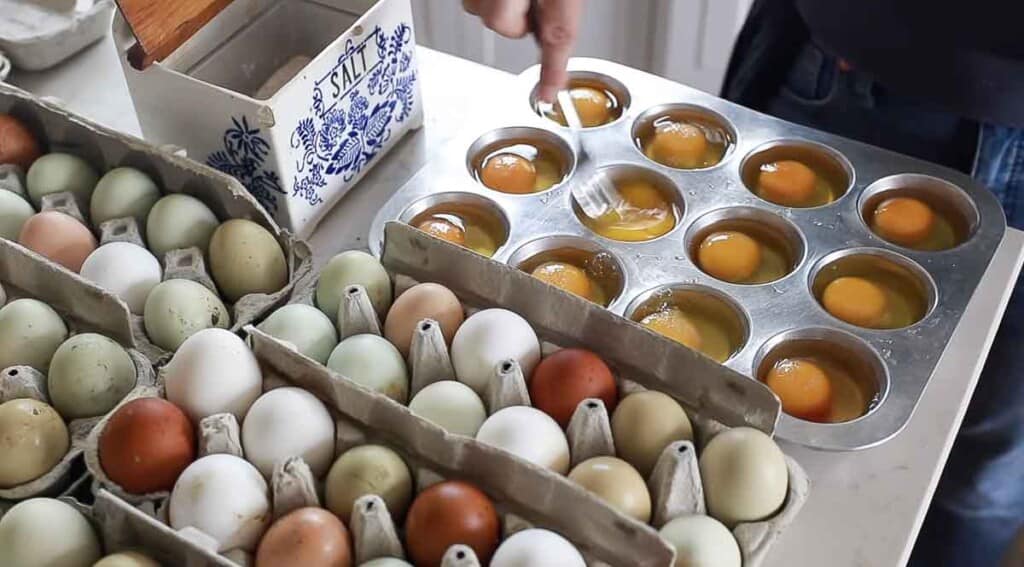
[0,164,26,196]
[39,189,87,224]
[198,413,244,459]
[269,456,319,520]
[0,0,114,71]
[338,284,383,339]
[0,83,315,364]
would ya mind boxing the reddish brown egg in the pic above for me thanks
[18,211,97,273]
[404,481,500,567]
[529,348,618,428]
[383,283,465,357]
[255,507,352,567]
[99,397,195,494]
[0,113,42,169]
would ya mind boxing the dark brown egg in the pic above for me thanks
[255,507,352,567]
[0,113,42,169]
[99,397,195,494]
[529,348,618,428]
[404,480,500,567]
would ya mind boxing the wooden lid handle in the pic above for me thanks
[116,0,234,69]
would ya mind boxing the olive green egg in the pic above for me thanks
[327,334,408,403]
[316,251,392,320]
[209,219,288,303]
[26,153,99,213]
[143,279,230,351]
[0,298,68,371]
[0,189,34,240]
[47,333,137,420]
[257,304,338,364]
[145,194,219,257]
[0,399,69,488]
[90,167,162,229]
[325,444,413,523]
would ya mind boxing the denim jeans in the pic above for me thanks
[751,43,1024,566]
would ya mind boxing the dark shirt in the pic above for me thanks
[793,0,1024,128]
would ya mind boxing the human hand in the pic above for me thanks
[463,0,584,102]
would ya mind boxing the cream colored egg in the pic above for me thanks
[316,250,392,318]
[699,427,788,526]
[145,194,219,256]
[0,498,101,567]
[209,219,288,302]
[451,308,540,395]
[257,304,338,364]
[0,399,69,488]
[659,515,741,567]
[143,279,230,351]
[476,406,570,474]
[0,298,68,371]
[90,167,161,228]
[93,551,162,567]
[611,391,693,476]
[241,387,335,478]
[164,328,262,423]
[26,153,99,212]
[409,380,487,436]
[47,333,137,420]
[327,334,409,403]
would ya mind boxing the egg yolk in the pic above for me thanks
[697,231,763,283]
[584,181,676,242]
[765,358,833,422]
[822,276,888,328]
[640,308,702,351]
[564,87,613,127]
[531,261,594,300]
[647,122,709,169]
[416,219,466,246]
[872,197,936,246]
[757,160,817,206]
[480,153,537,194]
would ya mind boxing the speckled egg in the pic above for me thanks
[384,282,464,357]
[451,309,541,396]
[327,334,409,403]
[143,279,230,351]
[26,153,98,212]
[47,333,136,419]
[0,189,34,240]
[18,211,98,272]
[257,304,338,364]
[209,219,288,302]
[0,498,102,567]
[0,399,69,488]
[89,167,162,228]
[325,445,413,523]
[0,298,68,371]
[316,251,392,318]
[145,194,219,256]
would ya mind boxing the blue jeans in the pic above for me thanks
[753,43,1024,566]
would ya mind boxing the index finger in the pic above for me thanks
[536,0,583,103]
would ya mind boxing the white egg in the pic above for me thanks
[80,242,162,314]
[476,406,569,474]
[327,334,408,403]
[169,454,270,552]
[699,427,789,526]
[0,497,102,567]
[164,328,262,423]
[409,380,487,436]
[242,387,335,478]
[489,528,585,567]
[257,304,338,364]
[451,309,540,395]
[659,515,741,567]
[360,559,413,567]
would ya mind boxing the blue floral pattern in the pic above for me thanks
[207,116,286,213]
[290,23,417,207]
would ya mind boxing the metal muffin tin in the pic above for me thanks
[370,58,1006,450]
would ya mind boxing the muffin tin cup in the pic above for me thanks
[368,57,1007,451]
[466,126,578,195]
[858,173,981,251]
[506,234,628,310]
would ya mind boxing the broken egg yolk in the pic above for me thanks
[757,160,817,206]
[697,231,763,283]
[416,219,466,246]
[822,276,888,328]
[765,358,833,422]
[531,261,594,300]
[872,197,936,247]
[647,122,709,169]
[581,181,677,242]
[480,153,538,194]
[640,308,703,352]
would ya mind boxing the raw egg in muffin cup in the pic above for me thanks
[688,208,803,285]
[811,250,933,329]
[862,175,977,251]
[469,128,574,195]
[634,105,735,170]
[406,194,509,257]
[628,286,747,363]
[534,73,629,128]
[757,329,886,423]
[742,140,852,207]
[573,167,682,242]
[509,237,625,307]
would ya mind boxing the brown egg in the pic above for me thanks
[0,398,69,488]
[384,283,465,357]
[255,507,352,567]
[480,153,537,194]
[611,391,693,476]
[0,113,42,169]
[18,211,97,273]
[416,219,466,246]
[529,348,618,428]
[99,397,196,494]
[530,262,594,300]
[404,480,500,567]
[568,456,651,522]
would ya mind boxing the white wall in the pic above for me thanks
[412,0,754,94]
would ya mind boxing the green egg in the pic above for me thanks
[90,167,162,229]
[327,334,408,403]
[0,190,34,240]
[26,153,99,212]
[209,219,288,302]
[145,194,219,257]
[47,333,137,420]
[316,251,392,320]
[143,279,230,351]
[0,299,68,372]
[257,304,338,364]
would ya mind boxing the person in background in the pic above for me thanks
[465,1,1024,565]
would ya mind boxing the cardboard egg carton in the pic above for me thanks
[0,245,156,503]
[0,83,315,364]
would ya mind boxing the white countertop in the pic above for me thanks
[9,34,1024,567]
